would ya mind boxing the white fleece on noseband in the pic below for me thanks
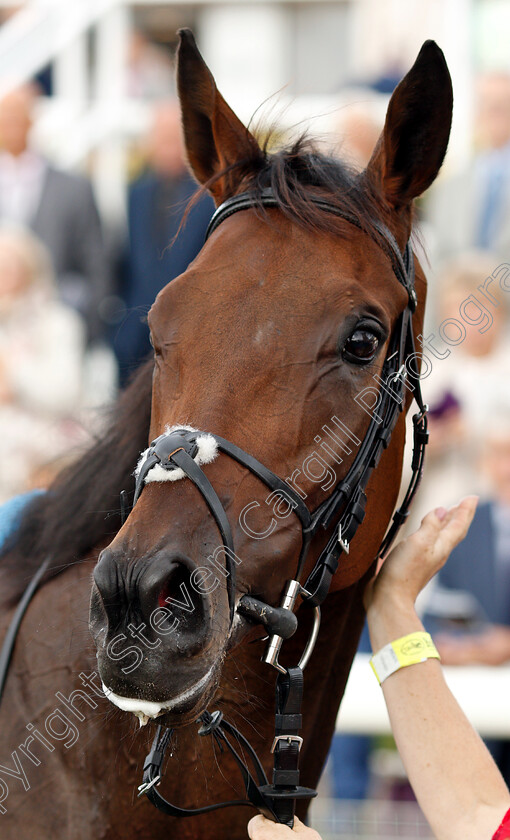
[135,424,218,485]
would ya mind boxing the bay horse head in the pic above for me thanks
[90,31,452,728]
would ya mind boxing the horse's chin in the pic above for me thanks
[101,663,219,728]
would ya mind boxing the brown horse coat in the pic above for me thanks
[0,32,452,839]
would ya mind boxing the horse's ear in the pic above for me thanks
[365,40,453,211]
[176,28,263,203]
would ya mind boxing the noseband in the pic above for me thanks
[130,188,429,826]
[0,187,428,827]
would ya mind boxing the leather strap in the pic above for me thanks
[140,716,276,819]
[206,189,417,310]
[214,436,312,531]
[0,187,427,829]
[139,667,316,828]
[0,555,50,705]
[171,449,237,622]
[269,667,307,827]
[132,188,427,826]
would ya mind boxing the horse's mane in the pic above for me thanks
[0,137,403,606]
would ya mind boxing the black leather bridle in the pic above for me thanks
[131,189,429,826]
[0,187,428,828]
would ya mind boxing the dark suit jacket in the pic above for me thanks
[31,166,109,342]
[114,170,214,384]
[432,502,510,627]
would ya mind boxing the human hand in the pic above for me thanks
[436,626,510,666]
[247,815,322,840]
[364,496,478,614]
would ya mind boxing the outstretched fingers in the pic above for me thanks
[366,496,479,608]
[413,496,477,555]
[434,496,478,556]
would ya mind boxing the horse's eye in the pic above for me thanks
[342,328,380,364]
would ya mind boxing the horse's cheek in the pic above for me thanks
[328,552,376,591]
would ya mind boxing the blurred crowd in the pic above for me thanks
[0,15,509,833]
[329,69,510,811]
[0,33,213,503]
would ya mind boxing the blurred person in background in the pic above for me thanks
[427,73,510,264]
[0,226,87,502]
[329,249,510,803]
[327,621,373,801]
[113,100,214,386]
[425,419,510,665]
[0,85,111,345]
[409,252,510,521]
[126,29,175,99]
[333,102,381,171]
[423,419,510,786]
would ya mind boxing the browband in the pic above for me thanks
[206,188,417,310]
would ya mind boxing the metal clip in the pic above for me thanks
[263,580,300,675]
[392,363,407,383]
[271,734,303,754]
[263,580,321,675]
[137,775,161,797]
[414,403,429,424]
[337,523,350,554]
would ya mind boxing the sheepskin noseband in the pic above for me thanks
[135,425,219,485]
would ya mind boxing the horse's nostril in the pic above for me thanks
[91,550,216,653]
[140,557,211,651]
[93,549,121,606]
[157,562,192,609]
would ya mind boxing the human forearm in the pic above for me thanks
[246,500,510,840]
[367,594,510,840]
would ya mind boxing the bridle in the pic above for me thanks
[131,188,429,826]
[0,187,428,828]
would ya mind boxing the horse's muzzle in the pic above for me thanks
[89,547,225,709]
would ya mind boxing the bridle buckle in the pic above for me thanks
[137,775,161,797]
[271,735,303,754]
[337,523,350,555]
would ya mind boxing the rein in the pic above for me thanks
[132,189,429,826]
[0,187,428,829]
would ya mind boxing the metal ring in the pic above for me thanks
[297,605,321,671]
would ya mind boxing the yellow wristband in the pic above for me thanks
[370,632,440,685]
